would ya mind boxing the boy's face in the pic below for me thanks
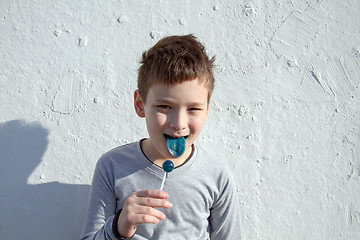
[134,78,209,163]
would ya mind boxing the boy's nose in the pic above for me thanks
[169,110,187,131]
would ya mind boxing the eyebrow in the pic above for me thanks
[154,98,207,106]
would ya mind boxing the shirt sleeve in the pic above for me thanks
[80,156,119,240]
[209,168,242,240]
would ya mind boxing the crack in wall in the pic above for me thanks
[269,1,325,61]
[46,70,89,115]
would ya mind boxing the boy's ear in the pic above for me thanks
[134,90,145,118]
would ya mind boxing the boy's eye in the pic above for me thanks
[189,107,202,111]
[157,105,171,109]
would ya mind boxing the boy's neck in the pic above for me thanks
[140,138,193,168]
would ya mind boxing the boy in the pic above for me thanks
[81,35,241,239]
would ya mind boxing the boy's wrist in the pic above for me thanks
[112,209,130,239]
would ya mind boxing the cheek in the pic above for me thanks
[190,117,206,133]
[149,112,167,127]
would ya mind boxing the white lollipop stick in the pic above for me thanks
[160,173,167,191]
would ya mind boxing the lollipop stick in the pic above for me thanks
[160,172,167,191]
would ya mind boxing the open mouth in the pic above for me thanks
[163,134,188,139]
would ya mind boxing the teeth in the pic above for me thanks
[165,135,186,157]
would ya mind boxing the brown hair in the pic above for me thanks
[137,34,215,102]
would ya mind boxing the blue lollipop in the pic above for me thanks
[163,160,174,173]
[160,160,174,190]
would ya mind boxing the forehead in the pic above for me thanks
[147,78,209,103]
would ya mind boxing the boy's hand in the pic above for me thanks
[117,190,172,238]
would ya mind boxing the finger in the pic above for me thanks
[129,205,167,221]
[122,206,167,226]
[135,190,169,199]
[135,197,173,209]
[130,213,163,225]
[126,192,172,209]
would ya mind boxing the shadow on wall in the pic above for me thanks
[0,120,90,240]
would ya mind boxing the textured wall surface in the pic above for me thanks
[1,0,359,239]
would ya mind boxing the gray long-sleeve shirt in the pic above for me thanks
[80,141,242,240]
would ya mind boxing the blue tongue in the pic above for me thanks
[165,136,186,157]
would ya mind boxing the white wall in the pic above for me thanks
[1,0,359,239]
